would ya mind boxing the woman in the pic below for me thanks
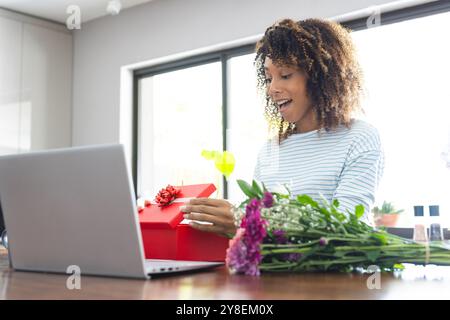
[181,18,384,237]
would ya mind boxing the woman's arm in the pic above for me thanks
[333,149,384,224]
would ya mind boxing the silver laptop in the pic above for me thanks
[0,144,222,279]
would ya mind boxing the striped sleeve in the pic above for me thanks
[333,147,384,224]
[253,153,261,182]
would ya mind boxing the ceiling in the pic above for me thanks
[0,0,154,24]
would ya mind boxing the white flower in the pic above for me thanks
[270,183,290,195]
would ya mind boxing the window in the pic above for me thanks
[351,10,450,227]
[136,50,267,203]
[137,62,224,199]
[226,53,267,204]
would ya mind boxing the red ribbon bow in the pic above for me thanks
[154,184,181,207]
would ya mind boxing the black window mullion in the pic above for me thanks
[221,54,228,199]
[134,55,220,79]
[132,75,139,198]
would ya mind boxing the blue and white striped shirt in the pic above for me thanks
[253,119,384,224]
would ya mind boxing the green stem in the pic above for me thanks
[262,240,320,249]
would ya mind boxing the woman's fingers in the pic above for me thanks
[180,200,232,219]
[188,198,231,208]
[182,212,222,225]
[180,204,225,217]
[179,198,236,237]
[189,221,227,236]
[189,217,236,237]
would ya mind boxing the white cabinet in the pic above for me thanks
[22,23,72,150]
[0,13,72,154]
[0,17,22,155]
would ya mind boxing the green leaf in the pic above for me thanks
[252,180,263,197]
[297,194,319,208]
[273,192,289,199]
[370,232,388,245]
[332,199,340,208]
[283,183,292,197]
[354,204,365,219]
[393,263,405,270]
[237,179,258,199]
[261,182,268,192]
[374,201,404,215]
[238,198,250,209]
[366,250,381,262]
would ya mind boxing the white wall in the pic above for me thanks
[0,9,72,153]
[72,0,421,147]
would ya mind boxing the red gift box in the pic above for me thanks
[139,184,229,261]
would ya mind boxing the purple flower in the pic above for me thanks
[271,230,302,262]
[286,253,302,262]
[225,228,262,276]
[243,199,267,245]
[273,229,288,244]
[226,228,258,275]
[319,237,328,246]
[262,192,274,208]
[244,198,261,219]
[226,198,267,276]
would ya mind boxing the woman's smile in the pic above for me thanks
[273,98,293,115]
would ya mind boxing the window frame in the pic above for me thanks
[131,0,450,201]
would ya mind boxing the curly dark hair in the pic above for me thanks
[255,18,364,142]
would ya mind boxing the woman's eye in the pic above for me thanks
[281,74,292,79]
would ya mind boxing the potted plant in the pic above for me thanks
[372,201,404,227]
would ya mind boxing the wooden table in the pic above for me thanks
[1,248,450,300]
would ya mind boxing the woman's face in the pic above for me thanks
[264,57,317,132]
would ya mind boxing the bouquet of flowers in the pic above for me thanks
[226,180,450,276]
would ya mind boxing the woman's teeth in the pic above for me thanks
[278,99,292,110]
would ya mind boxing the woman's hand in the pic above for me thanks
[180,198,237,238]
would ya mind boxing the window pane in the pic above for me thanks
[227,53,268,204]
[138,62,223,198]
[352,11,450,226]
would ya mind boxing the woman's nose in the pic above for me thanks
[267,79,282,97]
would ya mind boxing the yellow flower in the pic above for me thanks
[201,150,236,179]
